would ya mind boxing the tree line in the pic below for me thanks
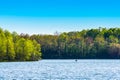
[0,28,41,61]
[1,27,120,60]
[28,27,120,59]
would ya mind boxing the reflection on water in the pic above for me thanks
[0,60,120,80]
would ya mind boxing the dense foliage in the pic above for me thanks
[28,27,120,59]
[0,28,41,61]
[1,27,120,60]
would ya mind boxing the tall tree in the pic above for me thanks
[4,30,15,60]
[0,28,6,61]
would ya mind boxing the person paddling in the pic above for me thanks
[75,59,77,62]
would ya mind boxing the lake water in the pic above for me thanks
[0,60,120,80]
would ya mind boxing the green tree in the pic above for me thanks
[15,38,34,61]
[15,38,26,61]
[30,40,41,61]
[108,35,118,43]
[0,28,6,61]
[4,30,15,61]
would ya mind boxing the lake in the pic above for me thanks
[0,60,120,80]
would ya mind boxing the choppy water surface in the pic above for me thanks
[0,60,120,80]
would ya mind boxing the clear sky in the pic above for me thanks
[0,0,120,34]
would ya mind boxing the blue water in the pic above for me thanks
[0,60,120,80]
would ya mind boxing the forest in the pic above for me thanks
[23,27,120,59]
[0,28,41,61]
[1,27,120,61]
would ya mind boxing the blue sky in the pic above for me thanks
[0,0,120,34]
